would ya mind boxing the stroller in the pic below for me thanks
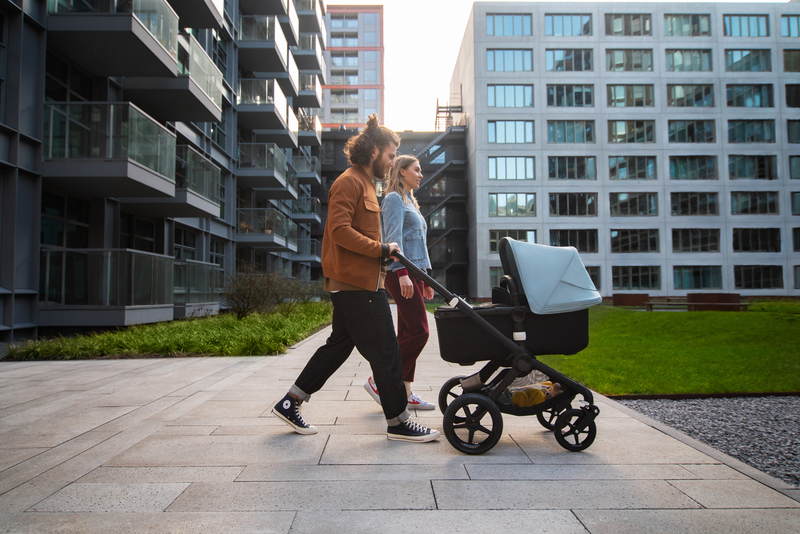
[391,237,603,455]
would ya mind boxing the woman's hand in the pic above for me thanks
[399,275,414,299]
[423,286,434,301]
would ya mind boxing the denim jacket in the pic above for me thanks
[381,191,431,271]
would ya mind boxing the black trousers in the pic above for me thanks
[290,289,410,425]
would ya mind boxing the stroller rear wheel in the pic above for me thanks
[536,398,573,431]
[553,408,596,452]
[438,376,467,415]
[443,393,503,454]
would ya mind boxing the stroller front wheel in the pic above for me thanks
[443,393,504,455]
[553,408,597,452]
[438,376,467,415]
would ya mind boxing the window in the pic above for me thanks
[782,15,800,37]
[666,49,712,71]
[667,84,714,107]
[548,156,596,180]
[321,140,334,164]
[549,193,598,216]
[487,14,532,36]
[606,49,653,72]
[728,120,775,143]
[488,85,533,107]
[725,49,771,72]
[605,14,651,36]
[733,228,781,252]
[211,238,225,287]
[795,228,800,251]
[487,49,533,72]
[490,267,504,289]
[545,14,592,36]
[211,115,226,149]
[488,121,534,143]
[785,50,800,72]
[364,51,377,62]
[793,192,800,215]
[608,120,655,143]
[547,120,594,143]
[672,229,721,252]
[790,120,800,143]
[330,110,358,123]
[331,52,358,67]
[364,13,376,24]
[729,155,777,180]
[787,85,800,108]
[364,70,376,82]
[174,227,197,260]
[45,52,92,103]
[731,191,778,214]
[664,14,711,37]
[735,265,783,289]
[586,266,601,290]
[724,15,769,37]
[610,193,658,216]
[610,229,659,253]
[792,156,800,179]
[364,31,376,43]
[549,229,598,253]
[330,89,358,104]
[40,191,90,248]
[727,84,773,108]
[607,85,654,107]
[364,89,377,100]
[489,156,534,180]
[547,84,593,107]
[613,266,660,290]
[546,49,593,71]
[674,266,722,290]
[120,215,155,252]
[330,72,358,85]
[489,193,535,217]
[211,29,228,79]
[330,32,358,47]
[490,230,535,253]
[609,156,656,180]
[671,192,719,215]
[670,156,717,180]
[668,120,715,143]
[330,14,358,29]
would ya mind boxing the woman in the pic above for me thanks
[364,155,436,410]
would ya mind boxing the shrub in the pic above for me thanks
[219,265,284,319]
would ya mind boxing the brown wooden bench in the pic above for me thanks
[645,302,689,312]
[687,302,749,312]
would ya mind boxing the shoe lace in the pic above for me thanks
[405,419,428,433]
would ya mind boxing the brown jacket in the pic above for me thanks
[322,165,389,291]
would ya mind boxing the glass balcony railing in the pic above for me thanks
[39,248,173,307]
[298,111,321,135]
[292,197,321,218]
[174,259,220,305]
[176,145,220,202]
[237,79,287,121]
[43,102,176,181]
[49,0,179,61]
[295,238,321,257]
[292,155,320,174]
[237,143,288,177]
[296,33,321,55]
[287,105,299,139]
[284,164,299,193]
[178,35,224,110]
[299,74,322,101]
[237,208,297,246]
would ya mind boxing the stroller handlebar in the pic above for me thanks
[388,250,463,307]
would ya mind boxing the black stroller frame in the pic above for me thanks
[390,238,600,454]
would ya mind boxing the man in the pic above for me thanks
[272,115,439,443]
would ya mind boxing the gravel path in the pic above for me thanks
[617,396,800,488]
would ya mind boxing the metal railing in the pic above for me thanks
[174,259,220,304]
[178,34,224,110]
[237,143,288,177]
[291,197,321,217]
[292,155,320,174]
[176,145,220,202]
[237,208,298,246]
[237,78,287,114]
[294,238,321,257]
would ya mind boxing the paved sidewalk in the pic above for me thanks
[0,309,798,534]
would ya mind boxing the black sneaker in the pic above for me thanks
[272,394,318,435]
[387,419,440,442]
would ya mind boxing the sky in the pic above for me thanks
[333,0,789,132]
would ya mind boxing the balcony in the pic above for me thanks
[277,0,299,46]
[297,110,321,147]
[236,143,288,189]
[297,0,324,34]
[291,33,323,71]
[174,260,220,317]
[42,102,176,198]
[256,105,298,148]
[292,238,321,265]
[430,244,469,269]
[236,79,287,131]
[274,52,299,99]
[168,0,223,31]
[124,34,223,123]
[47,0,178,78]
[429,211,469,234]
[236,208,298,251]
[252,164,298,200]
[38,248,174,327]
[238,15,287,73]
[290,197,321,224]
[296,74,322,108]
[239,0,287,17]
[122,145,221,218]
[292,155,321,185]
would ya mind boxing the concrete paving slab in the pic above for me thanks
[0,448,49,472]
[667,479,800,508]
[574,509,800,534]
[237,464,469,482]
[166,480,436,512]
[677,463,751,480]
[180,400,273,419]
[77,466,244,483]
[465,464,700,481]
[28,482,190,512]
[152,425,218,436]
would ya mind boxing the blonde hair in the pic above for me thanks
[384,155,420,208]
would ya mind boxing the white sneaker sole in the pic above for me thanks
[363,381,382,405]
[408,402,436,411]
[387,430,441,442]
[271,408,318,435]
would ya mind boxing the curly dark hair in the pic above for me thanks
[343,114,401,166]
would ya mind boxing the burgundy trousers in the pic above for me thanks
[384,270,430,383]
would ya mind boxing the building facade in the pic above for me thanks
[320,4,384,128]
[0,0,327,343]
[451,1,800,299]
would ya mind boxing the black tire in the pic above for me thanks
[553,408,596,452]
[443,393,504,455]
[438,376,467,415]
[536,399,572,431]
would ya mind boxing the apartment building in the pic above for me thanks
[320,4,384,128]
[450,1,800,299]
[0,0,327,343]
